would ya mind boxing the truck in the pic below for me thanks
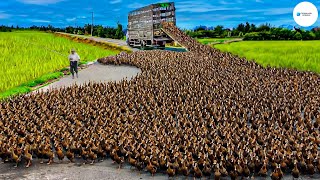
[127,2,176,49]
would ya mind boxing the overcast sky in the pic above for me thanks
[0,0,319,29]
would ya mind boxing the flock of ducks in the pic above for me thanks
[0,22,320,179]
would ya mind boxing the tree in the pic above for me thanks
[77,30,84,35]
[97,25,103,37]
[84,24,91,35]
[65,26,74,34]
[250,23,256,32]
[194,26,206,31]
[257,23,271,32]
[245,22,250,33]
[236,23,245,33]
[214,25,224,36]
[293,32,302,40]
[115,23,124,39]
[309,31,316,40]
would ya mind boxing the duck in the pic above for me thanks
[127,152,137,169]
[146,158,157,176]
[270,164,283,180]
[135,160,144,174]
[179,160,190,177]
[66,148,75,163]
[10,147,21,167]
[193,162,203,179]
[56,146,65,163]
[229,166,238,180]
[214,164,221,180]
[88,148,97,165]
[306,155,315,176]
[23,145,32,168]
[202,163,212,177]
[292,160,300,179]
[243,159,251,178]
[258,159,268,177]
[166,163,176,178]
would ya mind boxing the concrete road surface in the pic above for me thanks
[57,33,139,52]
[0,158,167,180]
[35,62,141,93]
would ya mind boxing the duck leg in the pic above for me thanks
[25,160,31,168]
[47,158,53,165]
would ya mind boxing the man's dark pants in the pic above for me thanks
[70,61,78,77]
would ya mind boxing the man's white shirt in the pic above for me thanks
[69,53,80,62]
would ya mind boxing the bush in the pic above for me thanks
[243,32,261,40]
[294,32,302,40]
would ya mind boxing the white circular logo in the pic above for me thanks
[293,1,318,27]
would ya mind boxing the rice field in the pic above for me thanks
[214,41,320,74]
[197,38,237,44]
[0,31,120,93]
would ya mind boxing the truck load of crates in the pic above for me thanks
[127,2,176,49]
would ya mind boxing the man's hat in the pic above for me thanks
[71,48,76,52]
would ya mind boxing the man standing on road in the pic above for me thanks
[68,48,80,79]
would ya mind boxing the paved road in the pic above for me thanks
[1,158,318,180]
[57,33,139,52]
[0,158,167,180]
[56,33,187,53]
[34,62,141,93]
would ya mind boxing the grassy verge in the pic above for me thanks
[0,71,63,100]
[214,41,320,74]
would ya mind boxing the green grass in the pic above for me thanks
[197,38,236,45]
[20,72,63,87]
[214,41,320,74]
[0,86,32,99]
[0,72,63,99]
[0,31,120,93]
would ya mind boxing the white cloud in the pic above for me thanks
[17,14,29,17]
[127,3,147,9]
[66,16,86,22]
[176,2,242,13]
[17,0,65,5]
[40,11,54,15]
[30,19,51,23]
[110,0,122,4]
[245,8,292,15]
[219,1,235,5]
[0,12,10,19]
[66,17,76,22]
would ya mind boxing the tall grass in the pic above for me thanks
[197,38,236,45]
[215,41,320,74]
[0,31,120,93]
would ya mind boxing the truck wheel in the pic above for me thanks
[159,44,165,50]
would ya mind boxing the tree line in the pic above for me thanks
[0,23,125,40]
[1,22,320,40]
[185,22,320,40]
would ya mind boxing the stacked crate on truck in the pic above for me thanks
[127,2,176,49]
